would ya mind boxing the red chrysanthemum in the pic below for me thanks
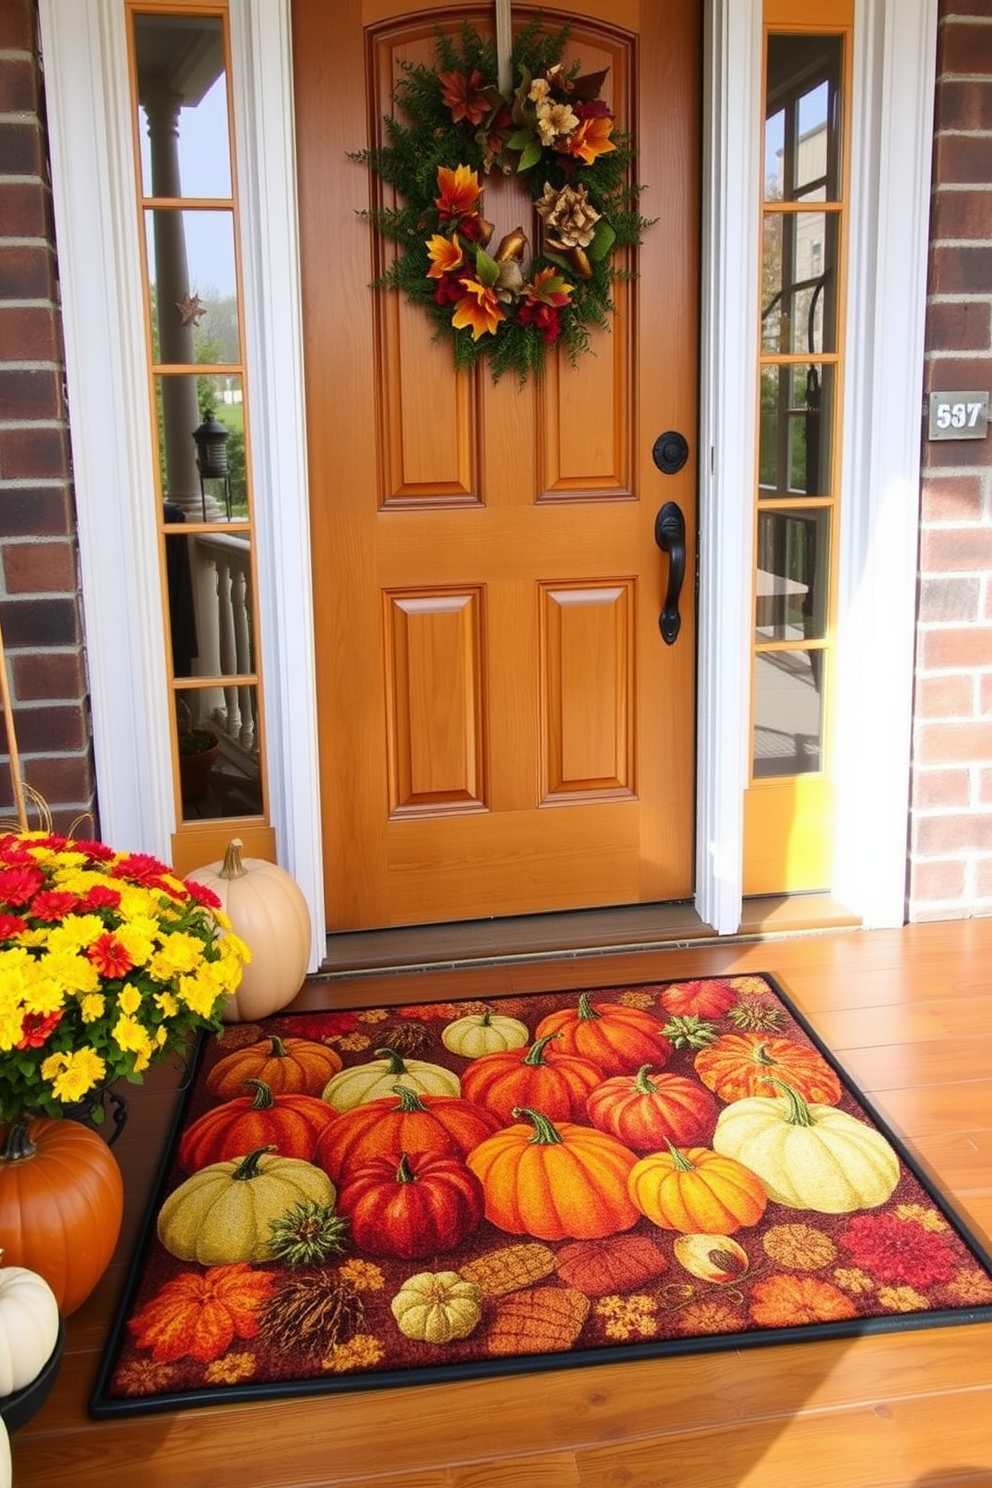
[28,889,81,922]
[0,835,35,865]
[0,912,28,937]
[26,832,69,851]
[185,879,222,910]
[0,863,46,906]
[16,1009,64,1049]
[839,1212,958,1288]
[72,839,117,863]
[111,852,183,898]
[78,884,122,912]
[86,931,135,980]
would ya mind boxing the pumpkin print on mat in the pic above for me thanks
[90,973,992,1416]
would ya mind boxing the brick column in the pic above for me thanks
[0,0,97,835]
[910,0,992,919]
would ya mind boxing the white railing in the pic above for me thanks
[188,531,259,769]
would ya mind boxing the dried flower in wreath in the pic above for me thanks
[354,20,653,384]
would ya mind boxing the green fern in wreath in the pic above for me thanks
[352,20,653,383]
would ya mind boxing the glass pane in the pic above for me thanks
[761,212,838,354]
[765,35,842,203]
[755,508,830,643]
[145,210,239,365]
[135,14,231,199]
[155,374,248,520]
[752,650,824,778]
[167,530,255,682]
[177,683,264,821]
[758,363,835,496]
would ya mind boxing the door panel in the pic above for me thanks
[293,0,700,930]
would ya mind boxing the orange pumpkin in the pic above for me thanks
[659,978,738,1018]
[534,994,673,1077]
[460,1033,604,1123]
[627,1144,768,1234]
[206,1035,343,1099]
[0,1118,124,1315]
[178,1080,338,1171]
[466,1106,640,1241]
[586,1065,720,1150]
[313,1084,500,1183]
[694,1033,842,1106]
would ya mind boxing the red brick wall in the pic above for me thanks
[0,0,97,835]
[911,0,992,919]
[2,0,989,914]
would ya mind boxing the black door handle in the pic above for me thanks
[654,501,686,645]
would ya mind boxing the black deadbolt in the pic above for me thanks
[652,430,689,475]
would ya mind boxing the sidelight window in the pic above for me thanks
[126,4,268,867]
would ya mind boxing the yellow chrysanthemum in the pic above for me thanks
[80,992,106,1022]
[116,884,160,922]
[219,932,251,969]
[115,921,157,968]
[0,1006,24,1050]
[112,1013,154,1059]
[40,1046,107,1103]
[149,932,207,979]
[154,991,179,1018]
[38,947,101,995]
[44,914,106,955]
[21,974,67,1017]
[118,983,143,1016]
[176,972,221,1019]
[0,947,34,983]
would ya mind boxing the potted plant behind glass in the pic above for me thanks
[177,700,220,802]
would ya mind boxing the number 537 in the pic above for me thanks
[935,400,985,429]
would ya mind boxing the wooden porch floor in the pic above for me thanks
[10,918,992,1488]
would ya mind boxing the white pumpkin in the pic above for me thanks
[441,1010,530,1059]
[0,1414,10,1488]
[713,1083,901,1214]
[188,838,312,1022]
[0,1261,60,1397]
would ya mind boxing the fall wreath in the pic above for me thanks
[356,21,652,383]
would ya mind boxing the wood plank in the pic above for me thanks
[10,918,992,1488]
[576,1387,992,1488]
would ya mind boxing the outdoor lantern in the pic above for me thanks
[192,412,231,520]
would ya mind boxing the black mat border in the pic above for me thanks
[89,971,992,1418]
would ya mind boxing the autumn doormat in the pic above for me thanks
[91,973,992,1416]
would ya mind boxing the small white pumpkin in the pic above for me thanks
[188,838,311,1022]
[441,1009,530,1059]
[0,1258,60,1397]
[390,1271,482,1343]
[0,1414,10,1488]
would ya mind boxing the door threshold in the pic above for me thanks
[317,894,862,980]
[319,902,714,979]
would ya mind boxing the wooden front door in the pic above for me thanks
[293,0,700,932]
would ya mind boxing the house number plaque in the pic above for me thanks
[927,391,989,440]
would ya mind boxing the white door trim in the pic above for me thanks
[37,0,934,949]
